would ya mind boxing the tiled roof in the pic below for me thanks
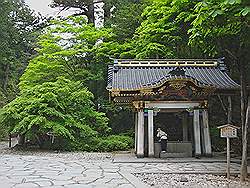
[107,59,240,91]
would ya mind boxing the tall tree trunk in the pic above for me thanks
[240,61,248,181]
[241,96,249,181]
[87,1,95,24]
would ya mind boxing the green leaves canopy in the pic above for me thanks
[0,16,110,146]
[128,0,202,59]
[1,77,108,140]
[188,0,250,58]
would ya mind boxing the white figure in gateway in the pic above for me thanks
[157,128,168,152]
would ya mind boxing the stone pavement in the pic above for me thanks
[0,142,249,188]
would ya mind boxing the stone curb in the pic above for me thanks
[119,171,150,188]
[113,159,242,164]
[132,171,249,175]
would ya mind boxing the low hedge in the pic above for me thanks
[95,135,134,152]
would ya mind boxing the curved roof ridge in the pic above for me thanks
[142,74,213,89]
[107,59,240,92]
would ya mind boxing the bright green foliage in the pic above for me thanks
[66,134,133,152]
[186,0,249,180]
[20,16,112,90]
[188,0,249,58]
[131,0,201,59]
[0,14,135,151]
[0,16,113,148]
[0,77,109,147]
[95,135,134,152]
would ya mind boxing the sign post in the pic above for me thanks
[217,124,239,180]
[226,136,230,179]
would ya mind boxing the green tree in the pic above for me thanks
[1,77,108,147]
[0,0,43,108]
[188,0,249,181]
[20,16,112,88]
[104,0,147,42]
[131,0,202,59]
[0,16,111,148]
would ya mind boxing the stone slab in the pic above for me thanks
[160,152,190,158]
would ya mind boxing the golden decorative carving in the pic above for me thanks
[108,77,199,92]
[140,88,155,95]
[190,86,196,91]
[117,59,218,67]
[111,91,120,97]
[193,87,216,97]
[169,80,187,90]
[110,78,216,103]
[133,101,144,109]
[200,100,208,108]
[158,86,166,94]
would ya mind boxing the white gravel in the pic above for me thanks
[134,173,250,188]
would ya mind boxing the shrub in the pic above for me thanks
[95,135,134,152]
[96,139,127,152]
[62,135,134,152]
[0,77,109,147]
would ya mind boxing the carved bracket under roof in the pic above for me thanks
[132,101,145,109]
[157,78,215,96]
[110,77,216,104]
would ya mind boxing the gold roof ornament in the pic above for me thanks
[116,59,218,67]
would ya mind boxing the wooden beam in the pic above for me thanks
[145,101,200,109]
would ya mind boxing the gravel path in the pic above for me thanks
[135,173,250,188]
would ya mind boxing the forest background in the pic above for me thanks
[0,0,249,155]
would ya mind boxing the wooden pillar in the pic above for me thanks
[135,112,138,153]
[193,109,201,157]
[200,114,205,154]
[240,96,249,181]
[148,109,154,157]
[137,109,144,158]
[227,137,231,179]
[202,109,212,156]
[182,113,188,141]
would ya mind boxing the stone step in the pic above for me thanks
[160,152,189,158]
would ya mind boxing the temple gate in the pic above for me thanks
[107,59,239,158]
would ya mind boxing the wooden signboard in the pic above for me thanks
[217,124,240,179]
[220,126,237,138]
